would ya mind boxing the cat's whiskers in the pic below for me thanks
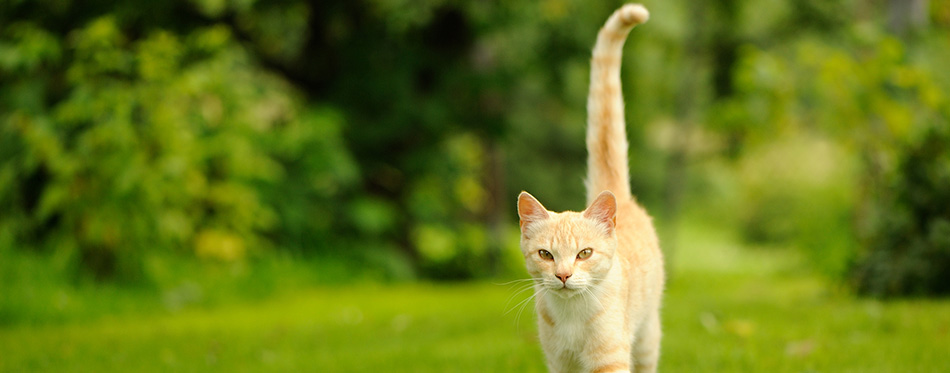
[504,285,545,330]
[506,285,540,316]
[516,288,546,329]
[492,278,538,286]
[582,275,610,289]
[503,281,539,310]
[582,286,607,311]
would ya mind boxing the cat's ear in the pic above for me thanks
[518,191,549,232]
[584,190,617,235]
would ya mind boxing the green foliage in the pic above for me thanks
[2,0,950,295]
[733,134,857,277]
[714,25,950,281]
[304,0,673,276]
[852,126,950,297]
[0,14,357,280]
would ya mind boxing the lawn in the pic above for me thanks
[2,225,948,372]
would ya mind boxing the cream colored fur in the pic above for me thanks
[517,4,664,373]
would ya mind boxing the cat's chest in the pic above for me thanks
[544,301,599,350]
[552,316,589,343]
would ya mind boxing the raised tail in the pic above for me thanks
[585,4,648,204]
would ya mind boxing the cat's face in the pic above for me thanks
[517,191,618,298]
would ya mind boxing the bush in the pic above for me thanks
[721,32,949,285]
[851,126,950,297]
[0,18,357,281]
[734,134,857,277]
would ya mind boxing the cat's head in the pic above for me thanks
[517,191,618,298]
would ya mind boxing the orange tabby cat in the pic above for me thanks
[517,4,664,373]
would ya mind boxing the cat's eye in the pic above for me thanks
[577,248,593,260]
[538,249,554,260]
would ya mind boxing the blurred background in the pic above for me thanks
[1,0,949,371]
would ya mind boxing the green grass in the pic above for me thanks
[2,224,948,372]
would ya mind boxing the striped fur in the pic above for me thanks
[517,4,664,373]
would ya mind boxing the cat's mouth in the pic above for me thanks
[550,283,582,297]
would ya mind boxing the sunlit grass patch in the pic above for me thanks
[2,222,948,372]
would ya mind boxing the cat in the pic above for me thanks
[516,4,664,373]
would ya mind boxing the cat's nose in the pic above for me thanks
[556,273,572,283]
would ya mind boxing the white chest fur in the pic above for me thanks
[544,292,603,352]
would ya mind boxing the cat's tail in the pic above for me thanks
[585,4,648,204]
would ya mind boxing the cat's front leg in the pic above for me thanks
[580,330,633,373]
[631,311,661,373]
[541,345,582,373]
